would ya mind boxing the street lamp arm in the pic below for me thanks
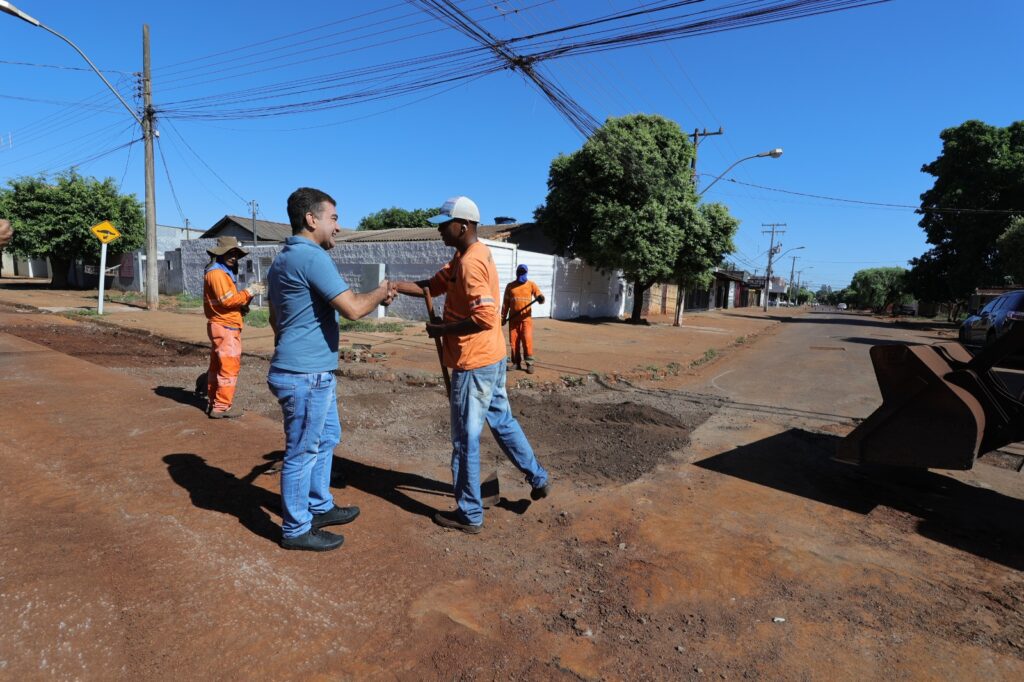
[698,147,782,196]
[1,2,144,126]
[38,24,143,125]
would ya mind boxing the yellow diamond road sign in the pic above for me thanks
[90,220,121,244]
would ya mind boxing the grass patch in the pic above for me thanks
[174,292,203,309]
[245,308,271,328]
[339,318,406,333]
[666,361,681,375]
[105,291,144,304]
[735,335,747,345]
[690,348,717,368]
[64,308,99,317]
[561,374,586,388]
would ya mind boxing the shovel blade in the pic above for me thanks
[481,470,500,508]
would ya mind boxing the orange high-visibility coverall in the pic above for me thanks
[502,279,542,367]
[203,264,253,411]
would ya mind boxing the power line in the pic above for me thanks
[161,119,248,205]
[703,175,1024,215]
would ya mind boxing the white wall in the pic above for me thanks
[552,258,626,320]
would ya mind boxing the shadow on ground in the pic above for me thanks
[336,456,532,517]
[155,385,207,412]
[696,429,1024,571]
[726,311,958,334]
[164,452,282,543]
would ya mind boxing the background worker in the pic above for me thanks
[267,187,396,552]
[395,196,550,534]
[203,236,265,419]
[501,264,545,374]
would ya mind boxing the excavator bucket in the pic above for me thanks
[836,322,1024,470]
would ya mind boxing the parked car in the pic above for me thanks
[959,290,1024,346]
[837,303,848,310]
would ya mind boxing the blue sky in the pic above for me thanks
[1,0,1022,290]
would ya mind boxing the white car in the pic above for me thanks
[837,303,848,310]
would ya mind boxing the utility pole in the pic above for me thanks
[762,223,786,311]
[184,218,191,240]
[142,25,159,309]
[689,127,723,191]
[673,126,723,327]
[250,199,262,305]
[787,255,799,305]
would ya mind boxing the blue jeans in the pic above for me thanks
[267,370,340,538]
[450,358,548,525]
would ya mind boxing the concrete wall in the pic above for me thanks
[180,237,625,321]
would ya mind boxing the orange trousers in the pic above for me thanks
[206,322,242,411]
[509,317,535,367]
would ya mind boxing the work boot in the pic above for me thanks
[209,404,243,419]
[280,528,345,552]
[530,480,551,500]
[433,510,483,534]
[311,505,360,529]
[526,363,536,374]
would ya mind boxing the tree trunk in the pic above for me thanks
[673,284,686,326]
[629,278,649,323]
[49,256,71,289]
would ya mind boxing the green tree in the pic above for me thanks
[535,114,701,323]
[848,267,908,313]
[909,120,1024,303]
[672,202,738,323]
[357,206,441,231]
[0,172,144,288]
[996,215,1024,286]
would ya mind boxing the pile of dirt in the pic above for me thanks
[513,395,704,485]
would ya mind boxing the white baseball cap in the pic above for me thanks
[428,196,480,224]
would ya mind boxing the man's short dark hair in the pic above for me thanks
[287,187,336,234]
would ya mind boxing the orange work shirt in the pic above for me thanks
[203,265,252,329]
[502,279,542,321]
[428,241,505,370]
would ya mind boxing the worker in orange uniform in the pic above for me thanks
[202,236,265,418]
[501,264,545,374]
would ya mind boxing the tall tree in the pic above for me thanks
[672,202,739,324]
[357,206,441,231]
[848,267,908,313]
[535,114,699,323]
[909,120,1024,302]
[0,172,144,288]
[996,215,1024,286]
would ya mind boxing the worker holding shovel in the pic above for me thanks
[501,264,545,373]
[395,196,551,534]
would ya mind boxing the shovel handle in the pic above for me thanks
[506,295,542,324]
[423,288,452,397]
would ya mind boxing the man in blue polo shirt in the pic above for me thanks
[267,187,396,552]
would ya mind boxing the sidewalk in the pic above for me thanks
[0,279,794,385]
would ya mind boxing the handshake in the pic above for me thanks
[378,279,398,307]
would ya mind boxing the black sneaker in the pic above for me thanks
[530,481,551,500]
[280,528,345,552]
[433,510,483,534]
[312,505,360,529]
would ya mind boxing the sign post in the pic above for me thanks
[89,221,122,314]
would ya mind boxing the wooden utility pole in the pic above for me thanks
[787,255,799,305]
[762,223,786,311]
[673,127,724,326]
[142,25,158,309]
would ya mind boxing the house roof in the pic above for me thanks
[199,215,293,242]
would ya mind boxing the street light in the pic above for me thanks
[699,148,783,196]
[1,1,159,309]
[764,244,803,311]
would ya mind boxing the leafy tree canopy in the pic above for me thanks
[536,114,736,322]
[996,216,1024,286]
[0,171,144,288]
[910,119,1024,300]
[357,206,441,231]
[848,267,909,312]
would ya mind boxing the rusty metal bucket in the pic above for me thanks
[836,322,1024,470]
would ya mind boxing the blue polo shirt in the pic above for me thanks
[267,236,350,373]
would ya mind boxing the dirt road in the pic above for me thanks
[1,305,1022,680]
